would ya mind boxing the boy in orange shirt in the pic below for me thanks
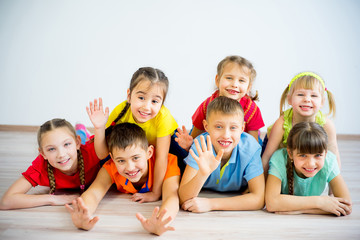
[65,121,180,236]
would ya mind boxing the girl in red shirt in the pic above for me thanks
[0,118,100,209]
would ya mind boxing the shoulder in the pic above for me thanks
[111,100,128,113]
[268,149,288,177]
[236,132,261,158]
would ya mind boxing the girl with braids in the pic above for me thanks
[265,122,351,216]
[98,67,178,203]
[262,71,340,174]
[0,119,100,210]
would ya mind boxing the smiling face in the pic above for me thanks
[216,62,251,101]
[39,127,81,175]
[288,84,324,119]
[288,149,326,178]
[127,80,165,123]
[203,111,244,161]
[110,144,153,184]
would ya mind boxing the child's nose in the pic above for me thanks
[57,147,66,158]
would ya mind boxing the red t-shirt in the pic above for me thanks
[103,152,180,194]
[192,91,265,132]
[22,141,100,190]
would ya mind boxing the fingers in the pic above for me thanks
[64,203,74,213]
[151,206,160,219]
[189,149,199,162]
[199,135,207,153]
[135,212,146,223]
[181,125,188,134]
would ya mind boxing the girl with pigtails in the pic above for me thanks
[0,119,100,209]
[265,122,351,216]
[94,67,178,203]
[262,72,340,173]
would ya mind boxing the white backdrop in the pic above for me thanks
[1,0,359,134]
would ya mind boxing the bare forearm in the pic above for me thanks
[210,192,264,211]
[153,159,167,195]
[179,172,208,204]
[93,127,109,159]
[266,195,321,213]
[0,193,54,210]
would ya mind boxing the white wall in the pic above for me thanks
[0,0,359,134]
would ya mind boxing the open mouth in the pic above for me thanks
[303,168,316,173]
[126,170,140,178]
[218,140,232,147]
[226,89,239,95]
[300,105,313,111]
[139,111,150,117]
[58,158,70,165]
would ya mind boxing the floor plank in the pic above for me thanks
[0,131,359,239]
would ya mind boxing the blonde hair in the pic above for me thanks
[286,122,328,195]
[206,96,244,121]
[38,118,85,194]
[280,72,336,117]
[217,55,258,101]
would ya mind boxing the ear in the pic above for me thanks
[39,147,46,159]
[287,148,293,160]
[126,88,131,103]
[241,121,245,132]
[109,152,114,160]
[203,119,209,132]
[215,75,220,88]
[287,94,292,106]
[75,135,81,149]
[147,145,154,159]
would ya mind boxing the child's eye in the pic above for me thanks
[215,125,222,129]
[311,94,318,97]
[152,100,159,104]
[226,77,232,80]
[133,156,139,161]
[64,142,71,147]
[138,96,145,100]
[315,153,323,158]
[231,126,238,130]
[298,154,307,158]
[239,79,245,83]
[117,159,125,164]
[47,147,55,152]
[297,93,304,96]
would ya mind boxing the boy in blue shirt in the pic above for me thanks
[179,96,265,212]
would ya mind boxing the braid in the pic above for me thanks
[47,161,56,194]
[105,102,130,137]
[78,150,85,192]
[286,156,294,195]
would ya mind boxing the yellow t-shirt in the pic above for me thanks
[106,101,178,145]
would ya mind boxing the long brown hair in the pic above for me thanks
[38,118,85,194]
[286,122,328,195]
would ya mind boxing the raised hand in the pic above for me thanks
[65,197,99,230]
[319,196,352,216]
[181,197,212,213]
[136,207,175,236]
[189,135,223,176]
[174,126,193,151]
[86,98,109,130]
[131,191,161,203]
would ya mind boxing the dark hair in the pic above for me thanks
[286,122,328,195]
[206,96,244,121]
[105,67,169,137]
[38,118,85,194]
[217,55,258,101]
[107,122,148,154]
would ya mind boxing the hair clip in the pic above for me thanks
[80,185,85,190]
[111,121,116,126]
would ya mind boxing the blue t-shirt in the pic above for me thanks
[268,148,340,196]
[184,132,263,192]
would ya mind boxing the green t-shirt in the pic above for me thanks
[268,148,340,196]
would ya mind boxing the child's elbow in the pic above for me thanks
[264,195,278,213]
[0,196,13,210]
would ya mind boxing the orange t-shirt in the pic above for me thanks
[103,153,180,194]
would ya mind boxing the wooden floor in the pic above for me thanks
[0,131,359,240]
